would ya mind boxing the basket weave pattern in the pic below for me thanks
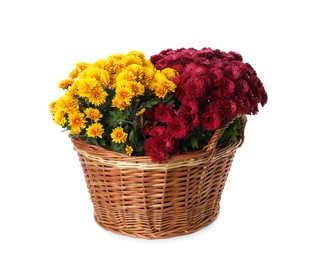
[72,116,247,239]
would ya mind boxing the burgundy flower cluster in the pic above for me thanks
[144,48,268,162]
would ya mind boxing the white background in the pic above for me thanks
[1,0,320,259]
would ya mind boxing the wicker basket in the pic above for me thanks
[72,115,247,239]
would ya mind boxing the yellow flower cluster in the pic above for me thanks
[110,53,176,110]
[50,51,178,154]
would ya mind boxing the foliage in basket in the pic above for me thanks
[50,48,267,162]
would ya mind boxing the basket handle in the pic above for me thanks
[204,115,247,154]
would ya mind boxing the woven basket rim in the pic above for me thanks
[71,115,247,166]
[72,137,243,170]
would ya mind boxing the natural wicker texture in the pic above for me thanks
[72,115,247,239]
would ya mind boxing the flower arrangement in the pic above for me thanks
[50,48,267,163]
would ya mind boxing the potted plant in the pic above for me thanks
[50,48,267,239]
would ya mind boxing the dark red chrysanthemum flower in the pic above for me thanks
[178,99,199,116]
[218,99,238,120]
[216,78,236,98]
[194,66,207,76]
[148,126,167,137]
[236,79,250,94]
[235,96,251,114]
[177,99,200,127]
[150,54,164,65]
[196,48,215,59]
[144,135,175,163]
[224,63,243,81]
[167,116,190,139]
[154,102,174,123]
[144,137,170,163]
[183,76,207,99]
[171,63,184,73]
[210,67,224,84]
[201,103,221,130]
[260,88,268,106]
[213,49,226,59]
[163,135,175,151]
[245,62,257,76]
[228,51,243,61]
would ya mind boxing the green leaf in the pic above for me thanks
[181,145,188,152]
[230,128,238,142]
[107,109,130,128]
[219,118,241,144]
[109,142,125,154]
[162,94,176,106]
[90,138,99,146]
[134,139,145,155]
[137,98,159,110]
[99,139,106,148]
[129,129,135,143]
[190,136,199,149]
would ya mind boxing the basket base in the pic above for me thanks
[93,209,220,239]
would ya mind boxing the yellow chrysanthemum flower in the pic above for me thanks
[49,100,57,115]
[127,50,146,60]
[127,81,145,96]
[110,127,128,143]
[143,67,156,84]
[87,87,108,106]
[151,72,177,98]
[108,75,117,89]
[84,108,102,122]
[158,81,176,98]
[116,70,136,83]
[68,112,86,134]
[76,62,90,71]
[115,85,134,100]
[154,85,168,98]
[153,71,167,82]
[117,78,145,96]
[55,95,79,114]
[67,83,78,97]
[77,77,101,98]
[161,68,178,80]
[125,64,144,81]
[111,97,131,110]
[58,78,74,90]
[105,54,125,74]
[124,55,143,66]
[110,54,125,60]
[143,59,154,68]
[93,59,108,70]
[86,123,104,138]
[125,145,134,156]
[69,68,79,79]
[165,79,176,92]
[79,67,110,87]
[53,109,67,126]
[68,62,90,79]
